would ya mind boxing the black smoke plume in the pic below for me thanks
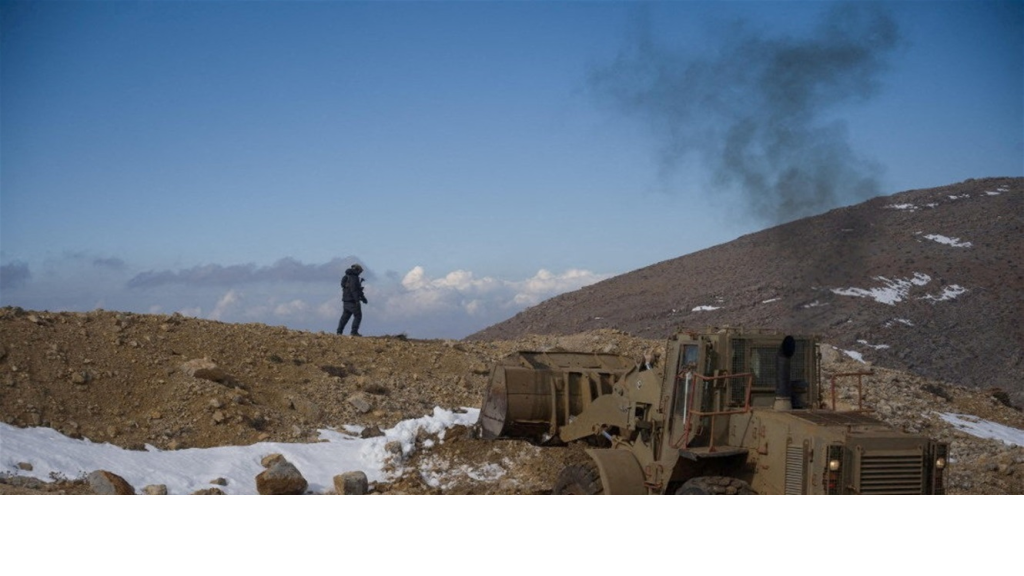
[591,3,900,223]
[0,261,31,290]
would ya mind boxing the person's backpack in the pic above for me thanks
[341,275,349,290]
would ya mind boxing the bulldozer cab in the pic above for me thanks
[663,329,820,451]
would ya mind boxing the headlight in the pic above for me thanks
[935,457,946,470]
[828,459,841,472]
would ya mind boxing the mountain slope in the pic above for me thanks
[469,177,1024,404]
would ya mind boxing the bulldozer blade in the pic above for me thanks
[478,351,635,441]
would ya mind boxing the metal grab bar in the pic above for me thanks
[674,371,755,451]
[829,371,873,411]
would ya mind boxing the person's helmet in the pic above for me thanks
[352,264,363,273]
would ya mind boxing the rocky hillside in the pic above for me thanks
[1,307,1022,494]
[470,177,1024,406]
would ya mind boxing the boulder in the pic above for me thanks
[144,484,168,495]
[88,470,135,495]
[334,471,369,495]
[256,459,308,495]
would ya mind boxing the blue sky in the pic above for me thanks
[2,1,1021,338]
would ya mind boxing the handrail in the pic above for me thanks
[673,371,755,451]
[829,371,873,411]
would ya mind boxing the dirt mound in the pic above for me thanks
[0,308,657,494]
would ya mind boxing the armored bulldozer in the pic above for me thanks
[478,328,947,495]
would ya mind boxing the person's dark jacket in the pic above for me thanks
[341,267,367,304]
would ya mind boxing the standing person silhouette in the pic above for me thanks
[336,264,367,336]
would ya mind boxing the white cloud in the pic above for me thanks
[401,266,502,294]
[316,298,340,319]
[210,289,242,320]
[274,299,309,317]
[391,266,609,316]
[511,268,607,307]
[369,266,612,336]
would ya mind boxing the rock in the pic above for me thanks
[16,462,33,471]
[181,358,235,385]
[261,453,285,468]
[348,393,373,414]
[334,471,369,495]
[193,487,225,495]
[818,345,842,365]
[212,410,226,424]
[181,357,218,375]
[193,367,233,384]
[256,459,308,495]
[210,477,228,486]
[87,470,135,495]
[144,484,168,495]
[360,425,384,439]
[71,371,92,385]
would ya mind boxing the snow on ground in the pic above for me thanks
[841,349,867,363]
[939,413,1024,448]
[921,284,968,303]
[692,305,721,312]
[921,233,973,248]
[857,339,890,350]
[0,407,480,494]
[832,273,968,306]
[886,203,919,211]
[884,318,915,327]
[832,273,931,305]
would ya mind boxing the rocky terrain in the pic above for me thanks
[1,307,1022,494]
[471,177,1024,407]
